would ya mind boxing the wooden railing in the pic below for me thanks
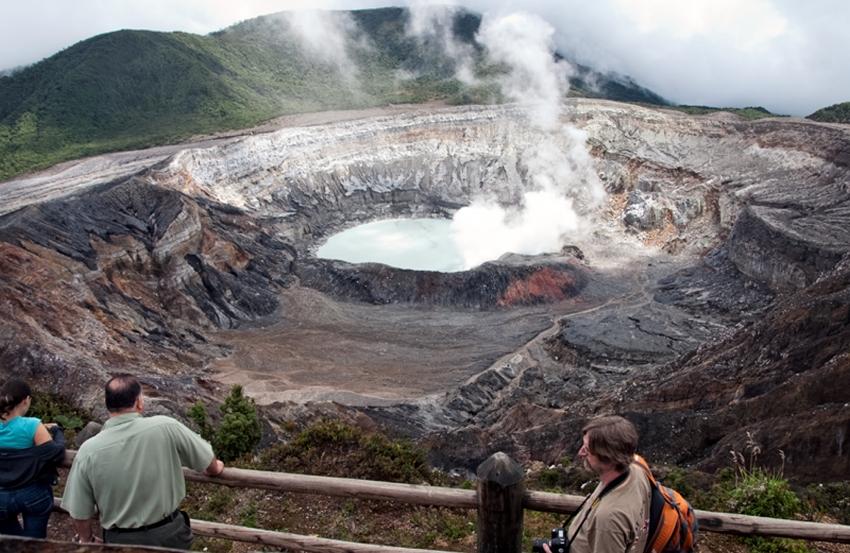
[54,450,850,553]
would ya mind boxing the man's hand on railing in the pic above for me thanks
[204,457,225,476]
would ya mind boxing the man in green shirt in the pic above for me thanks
[62,375,224,549]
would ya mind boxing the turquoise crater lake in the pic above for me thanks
[317,218,467,273]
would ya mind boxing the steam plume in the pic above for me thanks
[282,10,362,84]
[449,12,606,269]
[476,12,573,129]
[406,5,478,83]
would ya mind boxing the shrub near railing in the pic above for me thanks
[259,419,435,485]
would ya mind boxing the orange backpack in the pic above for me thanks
[632,455,698,553]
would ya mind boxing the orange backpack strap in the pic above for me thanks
[632,454,657,485]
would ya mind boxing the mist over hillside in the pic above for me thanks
[0,6,670,183]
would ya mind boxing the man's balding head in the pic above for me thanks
[105,375,142,414]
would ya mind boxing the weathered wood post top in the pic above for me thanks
[476,452,526,553]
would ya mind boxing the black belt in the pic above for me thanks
[109,509,181,533]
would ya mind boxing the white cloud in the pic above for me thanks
[1,0,849,116]
[614,0,788,47]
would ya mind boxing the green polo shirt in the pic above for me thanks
[62,413,214,529]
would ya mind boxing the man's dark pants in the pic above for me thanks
[104,511,193,550]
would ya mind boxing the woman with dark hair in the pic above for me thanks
[0,378,66,538]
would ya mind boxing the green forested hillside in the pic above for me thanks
[0,7,666,182]
[807,102,850,124]
[661,105,782,121]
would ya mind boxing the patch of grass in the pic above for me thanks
[437,512,476,540]
[238,501,258,528]
[188,486,235,521]
[742,536,814,553]
[192,536,233,553]
[525,464,595,495]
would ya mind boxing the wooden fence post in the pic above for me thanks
[476,452,525,553]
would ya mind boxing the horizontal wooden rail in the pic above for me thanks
[522,490,587,514]
[185,466,478,509]
[62,451,477,509]
[60,450,850,544]
[191,519,459,553]
[693,509,850,543]
[521,490,850,543]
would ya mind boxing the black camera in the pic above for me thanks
[532,527,568,553]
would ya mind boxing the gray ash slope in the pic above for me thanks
[1,100,849,482]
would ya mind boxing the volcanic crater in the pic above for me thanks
[1,99,849,481]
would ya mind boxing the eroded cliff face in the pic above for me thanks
[1,100,848,481]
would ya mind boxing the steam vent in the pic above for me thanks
[1,100,849,482]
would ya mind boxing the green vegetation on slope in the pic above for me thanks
[807,102,850,124]
[656,104,783,121]
[0,7,671,183]
[0,30,283,180]
[568,62,668,105]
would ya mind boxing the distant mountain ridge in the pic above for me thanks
[0,6,670,182]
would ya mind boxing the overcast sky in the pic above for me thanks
[1,0,846,117]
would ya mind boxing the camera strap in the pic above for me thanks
[562,469,630,547]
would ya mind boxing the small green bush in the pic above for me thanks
[187,400,214,441]
[291,418,359,450]
[8,387,93,445]
[187,385,262,462]
[723,467,800,519]
[665,467,696,499]
[261,419,433,484]
[25,389,91,428]
[803,482,850,524]
[538,467,561,489]
[705,435,812,553]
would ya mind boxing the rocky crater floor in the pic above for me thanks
[1,100,848,482]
